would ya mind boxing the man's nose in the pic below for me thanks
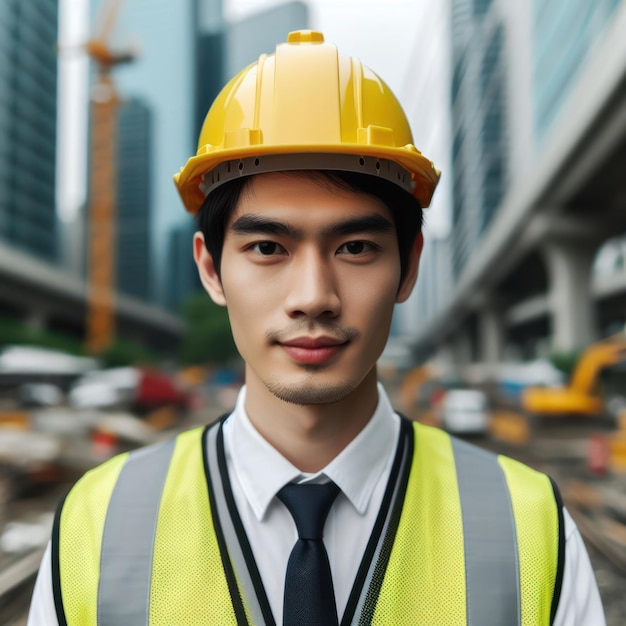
[283,251,340,319]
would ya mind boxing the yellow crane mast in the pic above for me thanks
[85,0,136,353]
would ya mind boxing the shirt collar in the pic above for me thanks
[223,384,400,521]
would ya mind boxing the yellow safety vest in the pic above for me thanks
[52,419,562,625]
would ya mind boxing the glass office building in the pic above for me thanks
[532,0,623,141]
[0,0,59,261]
[116,97,153,302]
[450,0,508,279]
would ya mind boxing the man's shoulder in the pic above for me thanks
[404,417,558,501]
[65,426,208,507]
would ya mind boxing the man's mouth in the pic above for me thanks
[279,336,349,364]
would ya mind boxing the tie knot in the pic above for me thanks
[278,482,340,540]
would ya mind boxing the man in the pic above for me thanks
[30,31,604,625]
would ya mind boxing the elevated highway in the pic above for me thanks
[0,240,185,353]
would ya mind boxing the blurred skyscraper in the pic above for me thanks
[449,0,515,279]
[194,0,226,138]
[165,221,200,311]
[532,0,623,141]
[116,97,153,301]
[0,0,59,262]
[411,0,626,364]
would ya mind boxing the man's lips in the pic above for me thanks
[279,336,349,364]
[281,336,347,349]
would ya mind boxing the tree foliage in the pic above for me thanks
[548,349,581,378]
[178,292,240,366]
[0,316,84,354]
[98,338,159,368]
[0,316,159,367]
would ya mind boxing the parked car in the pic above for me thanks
[440,389,490,436]
[68,367,138,410]
[68,367,190,415]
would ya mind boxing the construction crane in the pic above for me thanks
[85,0,136,354]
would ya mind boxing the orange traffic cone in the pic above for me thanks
[91,428,118,460]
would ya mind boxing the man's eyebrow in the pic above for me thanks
[323,214,395,237]
[230,214,300,237]
[229,213,394,238]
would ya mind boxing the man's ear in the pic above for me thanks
[193,232,227,306]
[396,231,424,304]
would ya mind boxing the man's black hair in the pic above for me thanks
[196,170,423,285]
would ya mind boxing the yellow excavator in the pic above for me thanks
[522,333,626,418]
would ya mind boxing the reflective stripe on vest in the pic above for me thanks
[451,437,520,626]
[98,438,176,625]
[55,421,559,625]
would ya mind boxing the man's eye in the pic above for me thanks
[337,241,374,255]
[252,242,285,255]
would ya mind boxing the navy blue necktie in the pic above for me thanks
[278,481,340,626]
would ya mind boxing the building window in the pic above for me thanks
[473,0,494,18]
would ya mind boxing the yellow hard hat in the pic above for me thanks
[174,30,440,214]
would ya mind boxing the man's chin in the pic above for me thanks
[265,379,356,406]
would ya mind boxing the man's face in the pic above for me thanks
[195,172,420,407]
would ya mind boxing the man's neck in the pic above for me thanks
[243,369,380,473]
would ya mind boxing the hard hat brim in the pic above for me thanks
[175,143,441,215]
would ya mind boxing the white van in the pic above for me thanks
[440,389,490,436]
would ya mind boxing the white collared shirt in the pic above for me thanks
[28,384,605,624]
[224,383,400,623]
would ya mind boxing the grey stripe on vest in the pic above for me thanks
[451,438,521,626]
[98,437,176,626]
[206,423,266,626]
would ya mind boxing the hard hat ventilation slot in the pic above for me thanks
[199,153,413,197]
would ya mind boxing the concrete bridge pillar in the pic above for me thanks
[432,340,456,373]
[478,304,504,364]
[453,327,473,366]
[542,240,597,352]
